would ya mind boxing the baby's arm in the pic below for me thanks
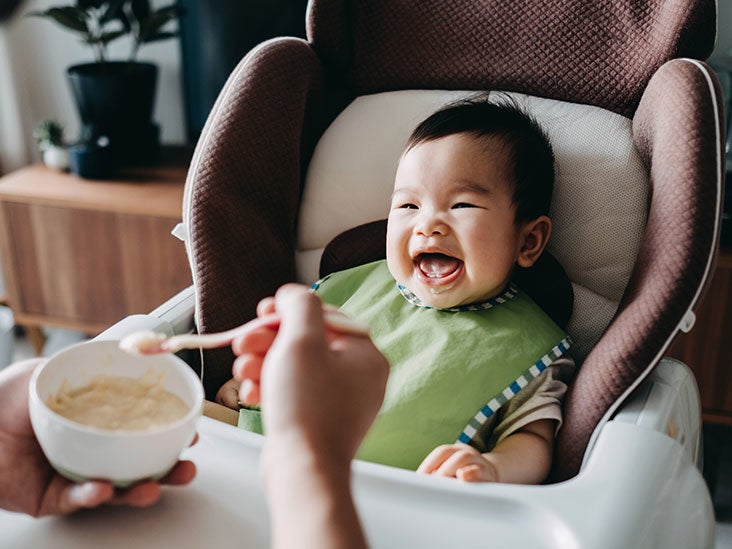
[417,418,556,484]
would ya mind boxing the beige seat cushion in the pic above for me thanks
[297,90,648,361]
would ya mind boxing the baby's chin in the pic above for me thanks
[409,284,467,309]
[408,280,507,309]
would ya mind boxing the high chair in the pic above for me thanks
[95,0,724,546]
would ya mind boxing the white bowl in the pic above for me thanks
[29,339,204,487]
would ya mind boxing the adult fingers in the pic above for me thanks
[232,354,263,382]
[159,460,197,486]
[238,379,261,407]
[38,462,195,516]
[41,479,115,516]
[256,296,276,318]
[272,284,326,341]
[110,482,161,507]
[231,325,277,356]
[88,461,197,508]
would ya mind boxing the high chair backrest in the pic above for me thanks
[296,90,650,362]
[182,0,723,481]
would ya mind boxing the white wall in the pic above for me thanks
[0,0,184,171]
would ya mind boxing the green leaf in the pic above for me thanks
[138,7,179,43]
[100,0,126,24]
[98,29,127,45]
[28,7,90,34]
[33,119,65,147]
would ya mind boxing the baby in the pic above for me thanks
[230,96,575,484]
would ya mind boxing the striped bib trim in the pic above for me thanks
[457,336,573,445]
[397,283,519,312]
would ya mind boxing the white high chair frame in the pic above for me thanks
[91,285,715,548]
[88,77,722,547]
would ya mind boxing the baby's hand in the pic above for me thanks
[417,443,498,482]
[215,377,241,410]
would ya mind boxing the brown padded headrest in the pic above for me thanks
[319,219,574,329]
[307,0,716,118]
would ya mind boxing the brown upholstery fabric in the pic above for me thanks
[188,38,341,397]
[187,0,722,478]
[308,0,716,117]
[319,219,574,330]
[551,59,725,481]
[319,219,388,277]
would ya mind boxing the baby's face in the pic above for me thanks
[386,133,525,309]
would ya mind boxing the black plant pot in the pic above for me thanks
[67,61,161,166]
[178,0,307,144]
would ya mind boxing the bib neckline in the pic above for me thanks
[396,283,518,312]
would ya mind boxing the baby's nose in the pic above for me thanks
[415,211,448,236]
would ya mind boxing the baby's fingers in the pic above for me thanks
[416,445,461,475]
[432,447,483,478]
[418,444,484,478]
[456,462,497,483]
[215,378,241,410]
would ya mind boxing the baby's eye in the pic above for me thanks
[398,203,418,209]
[452,202,477,209]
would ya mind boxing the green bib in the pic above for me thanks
[314,260,571,471]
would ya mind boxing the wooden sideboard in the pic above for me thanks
[667,246,732,425]
[0,159,192,344]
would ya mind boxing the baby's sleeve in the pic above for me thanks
[476,355,577,452]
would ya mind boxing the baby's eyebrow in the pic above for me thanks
[390,181,493,200]
[453,181,493,195]
[390,187,411,200]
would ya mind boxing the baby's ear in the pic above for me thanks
[516,216,552,268]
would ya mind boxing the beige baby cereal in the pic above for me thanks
[47,370,189,430]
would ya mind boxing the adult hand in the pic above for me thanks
[0,359,196,517]
[232,284,389,549]
[232,284,388,463]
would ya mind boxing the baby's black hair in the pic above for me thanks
[406,94,555,223]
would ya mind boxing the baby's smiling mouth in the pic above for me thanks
[415,253,463,284]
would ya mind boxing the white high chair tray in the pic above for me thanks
[0,393,715,549]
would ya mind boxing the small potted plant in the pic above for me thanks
[28,0,180,166]
[33,119,69,171]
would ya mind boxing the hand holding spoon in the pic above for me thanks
[119,309,370,355]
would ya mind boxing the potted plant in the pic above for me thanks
[33,119,69,171]
[28,0,180,167]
